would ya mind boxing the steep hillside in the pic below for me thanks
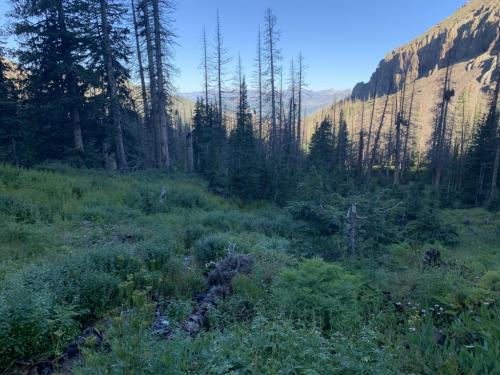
[352,0,499,99]
[306,0,499,155]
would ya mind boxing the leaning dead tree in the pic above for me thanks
[431,64,455,188]
[366,85,391,184]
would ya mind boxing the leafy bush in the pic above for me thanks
[404,206,459,246]
[203,316,336,374]
[479,270,500,291]
[193,234,231,264]
[209,274,266,327]
[271,258,362,331]
[0,285,79,369]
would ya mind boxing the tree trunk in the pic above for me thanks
[99,0,128,170]
[432,65,453,188]
[367,92,390,182]
[257,29,263,141]
[186,131,194,173]
[267,10,277,156]
[357,101,365,183]
[402,79,416,179]
[141,0,160,166]
[203,27,209,112]
[56,0,84,155]
[216,11,223,122]
[152,0,170,170]
[393,82,406,185]
[132,0,152,166]
[297,53,304,161]
[488,62,500,203]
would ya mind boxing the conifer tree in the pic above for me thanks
[308,118,335,171]
[228,76,258,200]
[11,0,89,163]
[0,45,20,164]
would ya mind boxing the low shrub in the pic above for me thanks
[0,285,79,370]
[193,233,231,265]
[271,258,362,332]
[203,316,336,374]
[479,270,500,291]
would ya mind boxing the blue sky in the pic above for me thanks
[0,0,466,91]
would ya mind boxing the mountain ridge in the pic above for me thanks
[352,0,499,99]
[305,0,499,154]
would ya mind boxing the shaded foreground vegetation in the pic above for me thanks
[0,164,499,374]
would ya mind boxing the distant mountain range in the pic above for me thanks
[178,88,350,117]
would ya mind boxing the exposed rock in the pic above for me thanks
[420,248,445,269]
[434,329,447,345]
[182,254,253,337]
[153,254,254,338]
[352,0,500,100]
[305,0,499,151]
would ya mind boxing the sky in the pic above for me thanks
[0,0,466,92]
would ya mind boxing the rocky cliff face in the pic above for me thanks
[352,0,499,99]
[305,0,499,155]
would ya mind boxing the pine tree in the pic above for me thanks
[0,46,20,164]
[11,0,90,163]
[228,77,258,200]
[308,118,335,171]
[466,60,499,205]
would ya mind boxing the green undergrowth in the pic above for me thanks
[0,164,498,374]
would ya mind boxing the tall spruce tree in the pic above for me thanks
[11,0,90,163]
[308,118,335,171]
[228,77,258,200]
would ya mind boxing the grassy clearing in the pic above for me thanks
[0,164,498,374]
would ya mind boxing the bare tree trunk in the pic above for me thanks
[394,81,407,185]
[99,0,128,170]
[289,60,296,154]
[202,27,209,112]
[364,80,378,167]
[141,0,160,166]
[402,79,416,179]
[132,0,152,166]
[257,29,263,141]
[433,65,454,188]
[358,101,365,182]
[152,0,170,170]
[72,106,84,153]
[279,66,284,146]
[266,9,277,156]
[216,11,223,122]
[186,131,194,173]
[297,53,304,160]
[367,92,390,182]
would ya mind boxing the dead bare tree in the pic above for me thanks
[264,8,281,157]
[402,79,416,179]
[366,87,391,183]
[431,64,455,187]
